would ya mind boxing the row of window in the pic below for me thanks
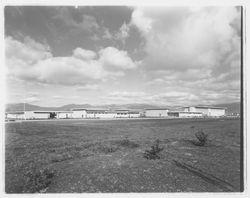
[86,112,131,115]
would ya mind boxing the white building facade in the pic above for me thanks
[56,111,73,119]
[72,109,87,118]
[145,109,169,117]
[184,106,226,117]
[128,111,140,118]
[85,109,112,118]
[25,111,51,119]
[115,110,129,118]
[6,112,25,119]
[6,111,51,119]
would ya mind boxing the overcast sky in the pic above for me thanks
[5,6,241,107]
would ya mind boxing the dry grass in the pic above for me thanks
[5,118,241,193]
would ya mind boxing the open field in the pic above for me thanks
[5,118,242,193]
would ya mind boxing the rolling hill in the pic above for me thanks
[5,102,241,115]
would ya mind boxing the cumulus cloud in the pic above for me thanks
[102,91,201,105]
[102,88,239,106]
[131,7,240,73]
[52,95,65,100]
[52,7,100,33]
[114,23,130,43]
[6,36,138,85]
[99,47,138,70]
[5,36,52,65]
[131,8,152,34]
[102,28,113,40]
[73,48,97,60]
[76,84,99,91]
[130,7,241,104]
[103,91,148,104]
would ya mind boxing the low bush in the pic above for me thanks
[117,137,139,148]
[99,144,119,153]
[143,139,164,160]
[193,130,208,146]
[24,164,56,193]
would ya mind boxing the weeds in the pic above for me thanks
[99,144,119,153]
[116,137,139,148]
[24,166,56,193]
[143,139,164,160]
[193,130,208,146]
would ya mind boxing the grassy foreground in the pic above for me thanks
[5,118,241,193]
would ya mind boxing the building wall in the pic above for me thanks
[167,112,179,117]
[208,108,225,116]
[25,111,50,119]
[57,112,73,119]
[72,110,87,118]
[6,111,50,119]
[128,113,140,118]
[99,113,117,118]
[179,112,202,118]
[115,113,129,118]
[24,111,36,119]
[34,113,50,119]
[6,113,25,119]
[185,107,208,114]
[185,107,225,117]
[85,112,97,118]
[145,109,169,117]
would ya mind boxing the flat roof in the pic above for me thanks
[145,108,169,110]
[128,110,140,113]
[168,111,202,114]
[6,111,24,114]
[6,110,74,114]
[57,111,73,113]
[184,106,226,109]
[6,111,53,113]
[195,106,226,109]
[86,109,109,111]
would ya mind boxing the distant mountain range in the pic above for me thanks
[5,102,241,115]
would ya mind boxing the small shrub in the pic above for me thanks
[143,139,164,160]
[117,137,139,148]
[50,153,73,163]
[99,144,119,153]
[193,130,208,146]
[24,166,56,193]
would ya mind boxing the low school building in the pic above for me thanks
[128,110,141,118]
[115,110,129,118]
[85,109,116,119]
[167,111,203,118]
[6,111,51,120]
[6,111,25,120]
[71,108,87,118]
[145,108,169,117]
[56,111,73,119]
[184,106,226,117]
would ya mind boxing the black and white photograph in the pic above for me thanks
[2,1,248,196]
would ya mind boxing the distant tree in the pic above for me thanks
[50,112,56,119]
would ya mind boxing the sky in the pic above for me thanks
[5,6,241,107]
